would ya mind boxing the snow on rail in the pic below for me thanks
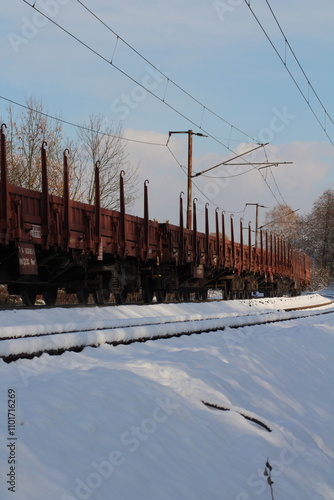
[0,294,333,359]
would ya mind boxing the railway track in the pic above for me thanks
[1,300,333,363]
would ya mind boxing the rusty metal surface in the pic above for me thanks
[0,124,10,244]
[0,131,311,294]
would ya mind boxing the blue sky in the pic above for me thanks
[1,0,334,229]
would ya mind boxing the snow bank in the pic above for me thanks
[1,294,333,358]
[0,295,333,499]
[0,293,329,340]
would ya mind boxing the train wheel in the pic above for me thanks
[182,290,190,302]
[174,290,182,302]
[156,290,166,303]
[115,291,128,305]
[21,287,37,306]
[93,288,111,305]
[43,288,58,306]
[201,289,208,301]
[77,288,90,305]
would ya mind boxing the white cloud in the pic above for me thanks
[124,131,334,232]
[1,0,333,237]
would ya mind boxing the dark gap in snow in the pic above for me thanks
[202,401,272,432]
[2,344,86,363]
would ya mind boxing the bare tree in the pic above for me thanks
[303,190,334,281]
[2,97,83,198]
[4,97,63,193]
[62,138,86,201]
[76,114,138,209]
[1,101,138,209]
[263,204,301,245]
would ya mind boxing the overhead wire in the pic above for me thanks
[188,176,244,214]
[166,145,258,214]
[194,166,257,179]
[259,208,300,230]
[20,0,259,159]
[264,0,334,128]
[260,134,288,205]
[269,167,288,205]
[0,90,279,211]
[166,145,186,171]
[74,0,258,146]
[243,0,334,146]
[164,146,228,211]
[0,94,166,146]
[257,168,283,207]
[15,0,291,210]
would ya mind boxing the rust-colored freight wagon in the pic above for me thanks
[0,125,310,305]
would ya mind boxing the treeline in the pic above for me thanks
[1,96,138,210]
[264,191,334,290]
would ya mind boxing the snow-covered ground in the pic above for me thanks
[0,294,333,499]
[1,293,333,358]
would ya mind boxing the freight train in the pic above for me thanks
[0,124,310,306]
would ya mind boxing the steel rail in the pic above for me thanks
[1,303,333,363]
